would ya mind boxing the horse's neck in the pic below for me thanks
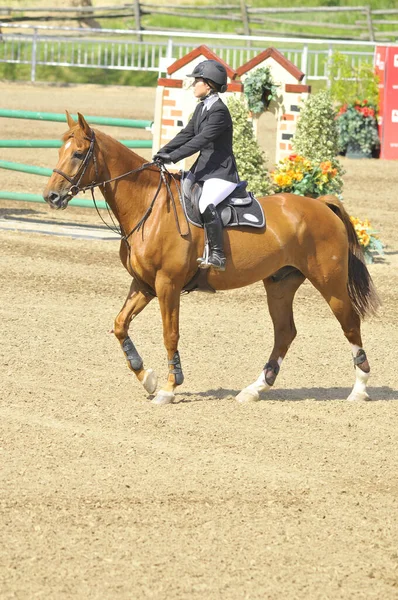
[97,133,158,231]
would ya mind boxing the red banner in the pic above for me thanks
[375,46,387,140]
[376,46,398,160]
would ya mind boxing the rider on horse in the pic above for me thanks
[153,59,240,271]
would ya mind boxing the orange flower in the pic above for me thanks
[320,161,332,174]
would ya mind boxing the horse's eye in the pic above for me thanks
[73,151,85,160]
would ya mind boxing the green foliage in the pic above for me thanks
[227,95,272,197]
[293,90,339,162]
[328,52,380,109]
[336,100,380,156]
[328,54,380,155]
[243,67,279,115]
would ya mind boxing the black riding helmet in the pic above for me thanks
[187,60,228,93]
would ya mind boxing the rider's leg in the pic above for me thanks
[198,178,237,271]
[199,204,226,271]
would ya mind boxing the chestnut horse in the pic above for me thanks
[43,113,379,405]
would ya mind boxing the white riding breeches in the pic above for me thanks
[184,172,238,214]
[199,178,238,214]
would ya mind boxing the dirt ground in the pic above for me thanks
[1,82,398,600]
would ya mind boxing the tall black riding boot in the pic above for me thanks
[198,204,226,271]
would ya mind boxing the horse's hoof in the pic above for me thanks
[151,390,175,405]
[346,391,371,402]
[142,369,158,395]
[236,388,260,403]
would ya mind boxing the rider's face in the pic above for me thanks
[193,78,211,99]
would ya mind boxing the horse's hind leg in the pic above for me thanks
[237,271,305,403]
[113,279,157,395]
[314,281,370,402]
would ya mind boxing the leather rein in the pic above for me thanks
[53,130,189,242]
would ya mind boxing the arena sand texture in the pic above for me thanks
[0,83,397,600]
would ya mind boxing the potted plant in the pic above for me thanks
[328,52,380,158]
[336,100,380,158]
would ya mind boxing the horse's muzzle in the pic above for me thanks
[43,190,70,210]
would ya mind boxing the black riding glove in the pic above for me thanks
[153,152,173,165]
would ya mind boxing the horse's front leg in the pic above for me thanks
[152,277,183,405]
[113,278,158,395]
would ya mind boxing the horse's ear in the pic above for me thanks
[65,110,76,129]
[77,112,92,137]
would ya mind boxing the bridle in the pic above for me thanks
[53,133,99,198]
[52,130,189,241]
[53,130,164,199]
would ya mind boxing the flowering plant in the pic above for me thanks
[336,99,380,157]
[271,154,344,198]
[350,216,385,264]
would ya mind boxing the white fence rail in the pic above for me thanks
[0,23,381,84]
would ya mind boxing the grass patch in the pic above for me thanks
[0,63,158,86]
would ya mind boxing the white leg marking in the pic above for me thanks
[347,366,370,402]
[151,389,175,405]
[350,344,361,357]
[236,370,272,403]
[142,369,158,395]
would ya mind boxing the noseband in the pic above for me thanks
[53,132,98,197]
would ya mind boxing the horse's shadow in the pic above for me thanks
[0,207,112,232]
[0,207,39,218]
[174,386,397,403]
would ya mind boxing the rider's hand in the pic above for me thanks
[153,152,173,165]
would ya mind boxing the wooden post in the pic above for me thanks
[365,6,375,42]
[134,0,142,42]
[240,0,251,40]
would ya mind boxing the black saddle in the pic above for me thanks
[180,175,265,230]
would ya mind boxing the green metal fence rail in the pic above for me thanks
[0,109,154,208]
[0,191,106,209]
[0,139,152,148]
[0,109,153,129]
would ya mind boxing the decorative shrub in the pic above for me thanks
[292,89,340,162]
[336,100,380,156]
[243,66,279,115]
[228,95,273,196]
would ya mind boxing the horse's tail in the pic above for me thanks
[318,194,381,319]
